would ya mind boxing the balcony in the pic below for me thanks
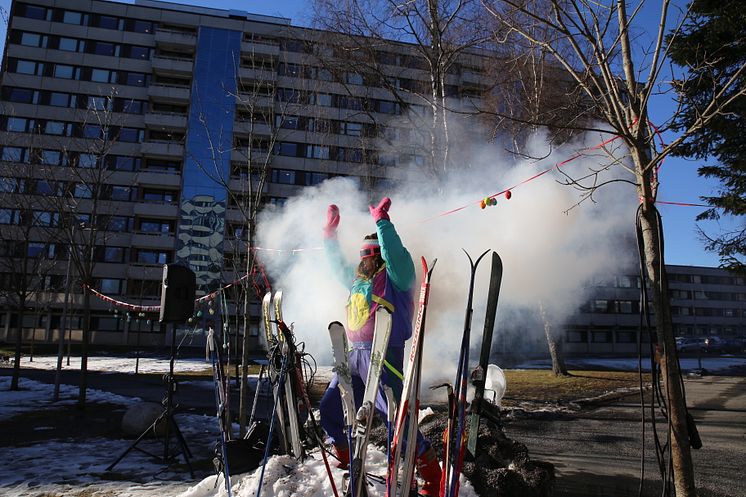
[135,170,182,188]
[154,28,197,49]
[134,202,178,218]
[238,67,277,84]
[131,232,176,250]
[152,55,194,77]
[233,121,272,137]
[144,112,188,131]
[231,148,269,163]
[240,40,280,58]
[235,94,274,110]
[148,84,191,104]
[126,264,166,280]
[140,140,184,158]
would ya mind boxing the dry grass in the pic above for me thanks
[502,370,651,405]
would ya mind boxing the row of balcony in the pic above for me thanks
[154,28,280,59]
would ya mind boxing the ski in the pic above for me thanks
[272,290,305,460]
[349,306,393,497]
[387,257,436,497]
[262,291,274,347]
[208,325,233,497]
[264,291,289,455]
[466,252,503,456]
[443,249,489,497]
[329,320,356,491]
[276,320,340,497]
[256,330,292,497]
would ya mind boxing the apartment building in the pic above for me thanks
[561,265,746,355]
[0,0,491,348]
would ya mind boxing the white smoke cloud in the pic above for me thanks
[256,125,636,392]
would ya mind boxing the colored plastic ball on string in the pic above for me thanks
[188,317,193,324]
[146,319,151,325]
[490,197,497,206]
[197,310,203,318]
[209,308,215,315]
[505,190,512,200]
[480,200,486,209]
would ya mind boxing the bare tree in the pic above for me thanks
[538,301,568,376]
[40,89,129,408]
[0,130,60,390]
[313,0,491,177]
[483,1,746,495]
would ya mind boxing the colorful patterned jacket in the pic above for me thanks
[324,219,415,347]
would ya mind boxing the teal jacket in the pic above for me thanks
[325,219,415,347]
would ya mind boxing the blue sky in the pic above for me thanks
[0,0,739,268]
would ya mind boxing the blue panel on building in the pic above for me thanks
[177,27,241,291]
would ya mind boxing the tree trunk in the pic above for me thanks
[77,289,91,408]
[638,201,697,497]
[238,239,255,437]
[538,301,568,376]
[10,306,26,391]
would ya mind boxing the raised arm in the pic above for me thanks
[370,198,415,291]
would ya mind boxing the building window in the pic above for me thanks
[58,37,82,52]
[305,172,329,186]
[40,150,61,166]
[62,11,84,25]
[136,250,169,265]
[91,69,114,83]
[102,247,126,263]
[566,330,587,343]
[21,5,49,20]
[110,186,133,201]
[95,15,121,30]
[2,147,26,162]
[118,128,143,143]
[53,64,76,79]
[271,169,296,184]
[128,46,150,60]
[16,59,43,75]
[591,330,612,343]
[45,121,69,136]
[275,142,300,157]
[307,145,330,160]
[99,279,123,295]
[124,72,147,86]
[616,330,637,343]
[93,42,117,56]
[49,92,74,107]
[5,88,37,104]
[74,184,93,198]
[343,122,363,136]
[6,117,31,132]
[20,32,45,47]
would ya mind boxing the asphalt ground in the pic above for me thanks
[502,374,746,497]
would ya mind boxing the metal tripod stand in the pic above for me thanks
[106,322,194,477]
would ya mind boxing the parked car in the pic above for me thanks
[677,337,706,352]
[700,336,745,354]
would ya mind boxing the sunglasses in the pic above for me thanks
[359,247,381,258]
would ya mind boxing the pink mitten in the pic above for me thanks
[369,197,391,222]
[323,204,340,238]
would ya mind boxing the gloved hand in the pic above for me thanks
[369,197,391,222]
[323,204,340,238]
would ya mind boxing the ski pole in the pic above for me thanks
[256,343,289,497]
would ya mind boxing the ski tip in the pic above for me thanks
[328,321,344,330]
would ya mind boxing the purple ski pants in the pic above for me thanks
[319,344,430,456]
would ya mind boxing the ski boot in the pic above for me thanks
[416,446,442,497]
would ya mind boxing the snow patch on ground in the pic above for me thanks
[0,358,478,497]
